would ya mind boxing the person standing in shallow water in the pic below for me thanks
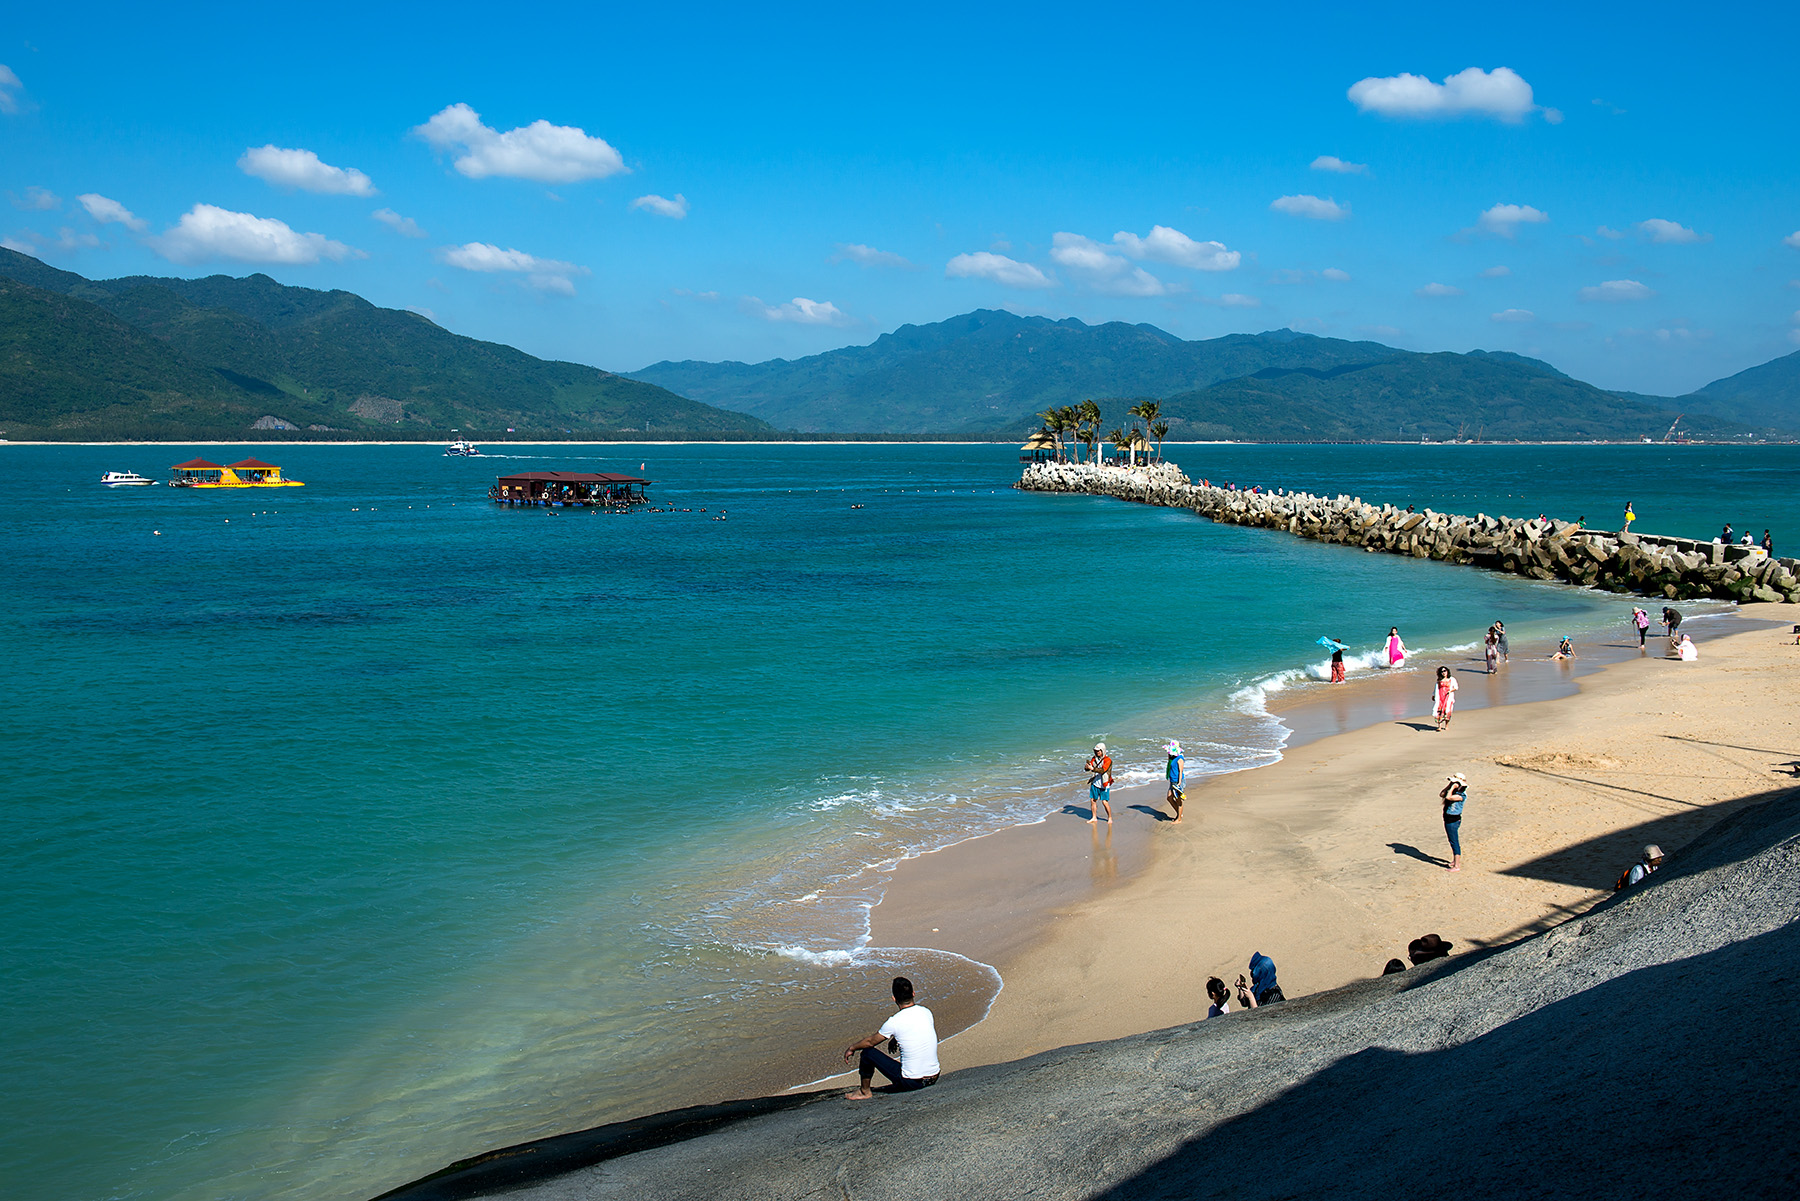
[1329,638,1346,683]
[1633,607,1651,648]
[1439,773,1468,871]
[1385,627,1408,668]
[1494,620,1508,663]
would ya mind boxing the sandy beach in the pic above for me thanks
[863,604,1798,1076]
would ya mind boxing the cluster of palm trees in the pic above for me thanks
[1036,400,1170,467]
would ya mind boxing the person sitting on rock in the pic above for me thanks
[1382,959,1408,976]
[1615,844,1666,890]
[841,976,940,1100]
[1205,977,1232,1017]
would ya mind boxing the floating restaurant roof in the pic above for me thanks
[495,471,649,484]
[227,458,280,470]
[171,458,224,470]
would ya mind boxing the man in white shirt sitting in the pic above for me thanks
[841,976,940,1100]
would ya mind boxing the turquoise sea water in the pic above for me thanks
[5,442,1794,1201]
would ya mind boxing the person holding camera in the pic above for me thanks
[1440,773,1468,871]
[1085,741,1114,824]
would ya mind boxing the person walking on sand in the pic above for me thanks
[1439,774,1468,871]
[1633,607,1651,648]
[1164,741,1185,823]
[1384,627,1408,668]
[1085,742,1114,824]
[841,976,940,1100]
[1433,666,1459,731]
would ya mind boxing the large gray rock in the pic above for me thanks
[378,790,1800,1201]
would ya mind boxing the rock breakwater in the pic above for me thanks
[1017,461,1800,604]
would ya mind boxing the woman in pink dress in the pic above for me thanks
[1384,627,1408,668]
[1433,666,1459,731]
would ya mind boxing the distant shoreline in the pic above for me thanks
[2,439,1792,448]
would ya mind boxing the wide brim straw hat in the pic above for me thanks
[1447,773,1467,784]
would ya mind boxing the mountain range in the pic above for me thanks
[631,309,1800,441]
[6,247,1796,443]
[0,248,771,440]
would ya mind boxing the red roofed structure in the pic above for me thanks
[490,470,649,507]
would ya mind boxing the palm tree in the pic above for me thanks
[1058,405,1079,461]
[1078,400,1103,463]
[1150,419,1170,462]
[1037,408,1067,460]
[1107,426,1132,466]
[1128,400,1160,455]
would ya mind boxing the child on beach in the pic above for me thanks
[1433,666,1459,731]
[1085,742,1114,824]
[1439,775,1467,871]
[1164,741,1185,823]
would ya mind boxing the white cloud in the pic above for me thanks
[1579,279,1655,302]
[1785,231,1800,250]
[439,241,588,294]
[945,250,1055,290]
[0,65,23,115]
[1271,194,1349,221]
[1637,218,1708,244]
[1216,293,1261,308]
[1311,155,1367,174]
[372,208,426,238]
[154,204,360,265]
[744,296,852,326]
[238,146,375,196]
[1050,232,1172,295]
[414,103,627,183]
[1477,203,1549,236]
[10,186,59,210]
[1481,265,1511,278]
[1321,267,1352,281]
[1416,282,1465,297]
[1490,308,1535,323]
[1112,225,1239,271]
[832,243,912,268]
[78,193,147,232]
[632,193,688,219]
[1347,66,1543,123]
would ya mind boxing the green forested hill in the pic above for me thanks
[1681,349,1800,430]
[630,309,1402,432]
[1156,353,1754,442]
[0,248,772,440]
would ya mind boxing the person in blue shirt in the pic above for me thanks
[1164,740,1186,823]
[1439,773,1468,872]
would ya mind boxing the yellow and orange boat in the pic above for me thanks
[168,458,305,488]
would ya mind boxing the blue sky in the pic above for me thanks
[4,0,1798,395]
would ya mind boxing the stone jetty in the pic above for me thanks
[1017,461,1800,604]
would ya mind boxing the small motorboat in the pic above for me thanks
[101,471,157,487]
[444,440,482,457]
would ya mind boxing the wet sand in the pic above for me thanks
[858,605,1797,1079]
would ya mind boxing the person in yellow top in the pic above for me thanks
[1623,501,1635,531]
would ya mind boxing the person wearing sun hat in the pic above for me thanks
[1438,773,1469,872]
[1085,742,1114,824]
[1164,740,1186,823]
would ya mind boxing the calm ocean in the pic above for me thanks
[5,442,1794,1201]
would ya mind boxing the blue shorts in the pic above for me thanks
[1090,784,1110,802]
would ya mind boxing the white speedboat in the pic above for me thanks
[444,440,482,457]
[101,471,157,486]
